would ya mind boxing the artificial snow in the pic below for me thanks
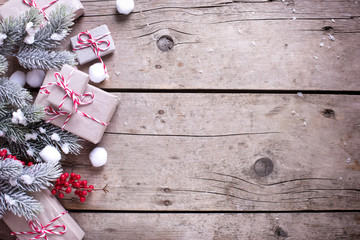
[26,149,34,157]
[39,127,46,133]
[89,63,109,83]
[24,22,40,45]
[21,175,34,185]
[51,133,60,142]
[116,0,134,15]
[89,147,108,167]
[12,109,27,126]
[319,42,324,47]
[50,30,67,41]
[39,146,61,162]
[25,132,37,141]
[4,194,15,205]
[9,70,26,87]
[61,143,70,154]
[9,178,17,186]
[26,69,45,88]
[0,130,4,137]
[0,32,7,46]
[328,34,335,41]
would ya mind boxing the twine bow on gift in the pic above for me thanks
[73,30,111,74]
[40,70,109,129]
[11,211,68,240]
[23,0,59,20]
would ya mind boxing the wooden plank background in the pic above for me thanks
[1,0,360,239]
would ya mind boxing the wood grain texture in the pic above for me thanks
[2,212,359,240]
[1,0,360,90]
[54,93,360,211]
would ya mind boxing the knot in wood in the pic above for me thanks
[254,158,274,177]
[157,35,174,51]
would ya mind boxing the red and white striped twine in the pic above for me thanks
[40,70,109,129]
[11,211,68,240]
[73,30,111,74]
[23,0,59,20]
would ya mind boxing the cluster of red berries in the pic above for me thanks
[51,172,94,203]
[0,149,33,166]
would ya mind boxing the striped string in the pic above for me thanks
[23,0,59,20]
[40,70,109,129]
[11,211,68,240]
[73,30,111,74]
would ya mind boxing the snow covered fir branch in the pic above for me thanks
[0,5,77,71]
[0,155,62,220]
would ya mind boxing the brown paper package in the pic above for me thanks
[47,64,89,113]
[35,69,119,144]
[71,24,115,65]
[2,189,85,240]
[0,0,85,20]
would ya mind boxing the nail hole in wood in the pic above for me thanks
[164,200,172,206]
[157,35,174,51]
[322,109,336,119]
[274,226,288,238]
[322,26,334,33]
[254,157,274,177]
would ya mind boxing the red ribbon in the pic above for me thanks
[11,211,67,240]
[40,70,109,129]
[73,30,111,74]
[23,0,59,20]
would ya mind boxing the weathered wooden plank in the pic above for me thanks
[1,0,360,90]
[57,93,360,211]
[2,212,360,240]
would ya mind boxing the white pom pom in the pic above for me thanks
[39,146,61,162]
[116,0,134,15]
[9,71,26,87]
[89,147,108,167]
[26,69,45,88]
[89,63,109,83]
[24,22,40,45]
[9,178,17,186]
[21,175,34,185]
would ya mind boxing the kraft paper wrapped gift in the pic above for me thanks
[2,189,85,240]
[35,68,119,144]
[47,64,89,113]
[0,0,85,20]
[71,24,115,65]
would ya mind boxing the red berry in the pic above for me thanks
[79,197,86,202]
[58,193,64,199]
[87,185,94,192]
[51,189,57,195]
[63,181,69,187]
[56,179,61,184]
[65,187,72,194]
[81,180,87,186]
[73,182,80,188]
[64,172,69,178]
[74,189,80,195]
[7,154,12,159]
[0,149,7,157]
[28,162,33,166]
[55,185,61,190]
[70,172,76,178]
[76,174,81,180]
[82,191,87,196]
[21,161,25,165]
[60,174,66,180]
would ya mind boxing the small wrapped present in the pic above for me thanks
[47,64,89,113]
[0,0,85,20]
[2,189,85,240]
[35,65,119,144]
[71,24,116,65]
